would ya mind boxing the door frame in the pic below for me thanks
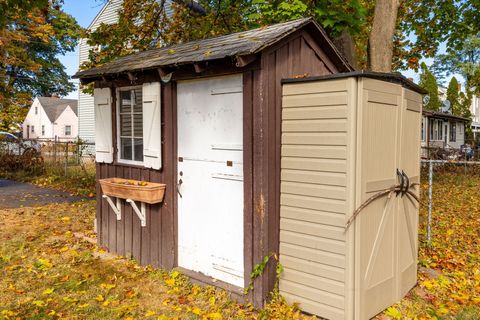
[172,73,252,300]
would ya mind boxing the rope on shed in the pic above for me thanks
[344,182,420,231]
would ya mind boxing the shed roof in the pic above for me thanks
[74,18,352,79]
[37,97,78,122]
[282,70,428,95]
[422,109,470,122]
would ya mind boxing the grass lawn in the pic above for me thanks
[0,201,310,320]
[1,172,480,319]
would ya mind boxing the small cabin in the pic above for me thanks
[74,18,424,320]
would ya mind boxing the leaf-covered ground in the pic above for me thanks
[0,201,312,320]
[381,173,480,319]
[2,173,480,319]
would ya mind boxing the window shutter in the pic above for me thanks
[142,82,162,169]
[94,88,113,163]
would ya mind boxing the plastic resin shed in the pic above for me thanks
[279,72,424,320]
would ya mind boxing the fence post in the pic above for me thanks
[65,141,69,177]
[427,160,433,246]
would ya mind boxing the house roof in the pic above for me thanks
[37,97,78,122]
[422,109,470,122]
[73,18,352,79]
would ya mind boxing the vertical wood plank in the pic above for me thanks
[101,164,109,247]
[140,168,151,265]
[124,166,133,258]
[95,163,102,246]
[242,71,254,300]
[115,164,125,256]
[131,167,142,262]
[108,164,117,253]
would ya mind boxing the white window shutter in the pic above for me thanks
[94,88,113,163]
[142,82,162,169]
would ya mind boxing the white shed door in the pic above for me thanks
[177,74,244,287]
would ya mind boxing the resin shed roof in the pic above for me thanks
[74,18,352,79]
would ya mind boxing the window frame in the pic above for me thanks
[65,125,71,136]
[31,125,35,133]
[41,125,45,136]
[116,86,144,166]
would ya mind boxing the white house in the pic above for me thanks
[78,0,123,150]
[23,97,78,140]
[78,0,174,153]
[470,94,480,139]
[421,109,469,150]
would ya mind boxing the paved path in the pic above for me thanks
[0,179,85,209]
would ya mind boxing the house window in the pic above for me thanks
[117,87,143,163]
[35,107,38,115]
[450,122,456,142]
[65,125,71,136]
[31,125,35,133]
[421,120,425,141]
[41,125,45,136]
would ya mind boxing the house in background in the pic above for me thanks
[78,0,173,153]
[421,109,469,150]
[23,97,78,140]
[470,95,480,139]
[78,0,123,151]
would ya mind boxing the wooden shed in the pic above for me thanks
[74,17,423,319]
[279,72,424,319]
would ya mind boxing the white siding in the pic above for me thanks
[78,0,173,153]
[23,99,54,140]
[78,0,123,151]
[54,106,78,140]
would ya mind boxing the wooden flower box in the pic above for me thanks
[99,178,166,204]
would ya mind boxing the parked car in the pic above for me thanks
[0,132,41,156]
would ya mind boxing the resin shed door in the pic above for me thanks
[279,75,421,320]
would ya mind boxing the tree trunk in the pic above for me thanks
[368,0,400,72]
[333,30,358,70]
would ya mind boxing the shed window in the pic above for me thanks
[450,123,456,142]
[117,88,143,164]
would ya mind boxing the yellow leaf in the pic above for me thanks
[95,294,104,302]
[42,288,54,295]
[78,303,90,309]
[32,300,45,307]
[145,310,156,317]
[61,216,71,222]
[171,270,180,279]
[60,246,69,252]
[206,312,222,320]
[47,310,56,316]
[165,278,175,286]
[62,297,78,303]
[100,283,116,290]
[192,307,202,315]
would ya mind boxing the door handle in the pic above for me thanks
[177,178,183,198]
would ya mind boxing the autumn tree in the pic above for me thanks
[0,0,80,132]
[420,63,441,111]
[446,77,461,115]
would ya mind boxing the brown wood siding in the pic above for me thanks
[96,83,176,270]
[248,30,337,306]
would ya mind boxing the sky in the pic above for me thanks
[58,1,460,99]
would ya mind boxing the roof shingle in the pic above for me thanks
[37,97,78,122]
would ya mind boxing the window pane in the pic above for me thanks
[121,138,132,160]
[133,88,142,113]
[134,139,143,161]
[120,90,131,113]
[133,113,143,137]
[120,114,132,136]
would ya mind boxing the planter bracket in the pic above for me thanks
[127,199,147,227]
[102,195,121,221]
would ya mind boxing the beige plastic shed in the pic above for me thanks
[279,72,425,320]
